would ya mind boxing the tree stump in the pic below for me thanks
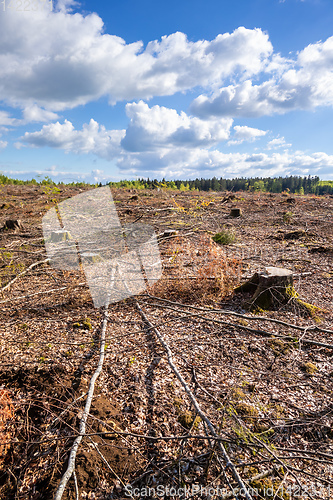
[50,230,71,242]
[81,252,104,264]
[235,266,294,311]
[2,219,24,231]
[230,207,242,217]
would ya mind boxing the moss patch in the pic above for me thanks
[73,318,93,330]
[296,299,323,320]
[250,477,290,500]
[231,388,246,400]
[177,410,201,430]
[234,402,259,418]
[268,338,292,355]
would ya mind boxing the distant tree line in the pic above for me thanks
[109,176,333,195]
[1,173,332,195]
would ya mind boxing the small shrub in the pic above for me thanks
[73,318,92,330]
[212,229,236,245]
[151,233,242,304]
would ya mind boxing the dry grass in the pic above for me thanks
[0,390,14,468]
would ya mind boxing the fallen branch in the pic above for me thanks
[219,468,280,500]
[146,294,333,334]
[88,437,134,498]
[144,297,333,349]
[53,305,109,500]
[2,431,236,447]
[135,300,254,500]
[233,415,317,500]
[0,282,87,304]
[276,447,333,460]
[1,258,50,292]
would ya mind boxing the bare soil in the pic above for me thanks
[0,185,332,499]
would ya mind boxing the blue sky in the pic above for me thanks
[1,0,333,183]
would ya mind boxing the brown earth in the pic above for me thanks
[0,184,332,499]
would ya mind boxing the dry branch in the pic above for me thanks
[1,258,50,292]
[135,300,254,500]
[53,305,109,500]
[143,298,333,350]
[146,293,333,334]
[145,295,333,346]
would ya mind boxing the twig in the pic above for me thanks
[233,415,317,500]
[1,258,50,292]
[218,468,279,500]
[49,393,87,428]
[191,367,222,405]
[275,447,333,460]
[53,305,109,500]
[88,438,135,499]
[135,300,254,500]
[2,432,235,446]
[0,283,86,304]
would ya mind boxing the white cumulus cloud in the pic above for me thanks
[17,102,333,180]
[0,111,18,127]
[190,35,333,118]
[19,102,233,156]
[121,101,233,151]
[228,125,267,145]
[267,136,292,149]
[11,112,333,180]
[23,105,59,123]
[116,148,333,181]
[17,119,125,159]
[0,5,273,113]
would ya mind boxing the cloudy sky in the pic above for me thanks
[1,0,333,183]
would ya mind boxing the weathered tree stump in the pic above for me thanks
[50,230,72,242]
[235,266,294,311]
[230,207,242,217]
[81,252,104,264]
[2,219,24,231]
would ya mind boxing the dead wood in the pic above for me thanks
[1,219,24,232]
[1,258,50,292]
[230,207,242,217]
[241,266,294,311]
[1,186,332,499]
[135,300,254,500]
[54,305,109,500]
